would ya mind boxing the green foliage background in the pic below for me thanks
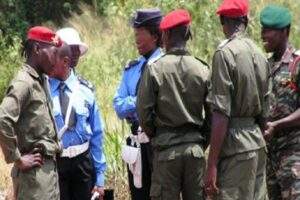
[1,0,300,198]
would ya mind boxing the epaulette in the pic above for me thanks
[294,50,300,57]
[124,59,139,70]
[147,53,165,65]
[194,57,209,68]
[217,39,230,49]
[77,75,95,92]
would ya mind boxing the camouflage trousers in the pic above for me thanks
[11,158,60,200]
[267,149,300,200]
[150,143,205,200]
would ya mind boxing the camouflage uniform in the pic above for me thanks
[0,65,60,200]
[207,32,269,200]
[267,45,300,199]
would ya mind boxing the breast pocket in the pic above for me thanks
[74,101,92,135]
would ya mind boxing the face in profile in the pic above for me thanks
[134,27,157,56]
[36,42,58,76]
[51,44,71,80]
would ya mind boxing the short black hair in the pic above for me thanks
[220,15,248,28]
[168,25,192,42]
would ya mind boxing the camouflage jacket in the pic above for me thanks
[269,45,300,150]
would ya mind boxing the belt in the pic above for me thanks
[156,124,201,134]
[229,117,256,128]
[60,141,89,158]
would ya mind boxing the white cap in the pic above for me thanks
[56,27,88,56]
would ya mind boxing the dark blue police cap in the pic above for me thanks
[131,8,162,28]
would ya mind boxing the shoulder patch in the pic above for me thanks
[147,53,165,65]
[194,57,209,68]
[124,59,139,70]
[77,75,95,92]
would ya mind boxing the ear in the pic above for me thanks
[33,42,40,55]
[64,56,71,67]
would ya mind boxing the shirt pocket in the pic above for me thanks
[74,101,92,135]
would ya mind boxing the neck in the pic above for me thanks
[166,40,186,52]
[143,48,157,60]
[26,58,41,74]
[226,24,245,39]
[273,41,288,62]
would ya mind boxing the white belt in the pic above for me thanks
[61,141,89,158]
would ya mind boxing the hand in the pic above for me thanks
[15,150,44,172]
[204,164,219,198]
[264,121,277,141]
[91,186,105,200]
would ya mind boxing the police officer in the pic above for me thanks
[113,8,163,200]
[204,0,269,199]
[137,9,210,200]
[0,26,62,200]
[260,5,300,199]
[50,28,107,200]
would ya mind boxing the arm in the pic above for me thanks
[204,50,233,196]
[0,80,43,169]
[265,108,300,139]
[113,70,137,119]
[202,79,212,150]
[137,65,158,137]
[89,100,106,188]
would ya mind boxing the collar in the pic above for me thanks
[166,47,190,55]
[50,70,78,93]
[24,64,40,79]
[280,44,295,64]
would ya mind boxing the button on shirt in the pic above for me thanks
[49,71,106,186]
[113,48,162,121]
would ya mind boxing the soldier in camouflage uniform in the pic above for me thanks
[0,26,62,200]
[137,9,210,200]
[260,5,300,199]
[204,0,269,199]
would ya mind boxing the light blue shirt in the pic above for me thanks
[49,71,106,186]
[113,48,162,121]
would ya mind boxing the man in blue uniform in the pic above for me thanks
[113,8,163,200]
[50,28,106,200]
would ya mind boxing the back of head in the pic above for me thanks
[160,9,192,49]
[217,0,249,33]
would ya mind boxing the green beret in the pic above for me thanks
[260,5,291,29]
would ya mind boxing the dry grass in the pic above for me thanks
[0,152,13,200]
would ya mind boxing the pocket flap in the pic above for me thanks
[150,184,162,197]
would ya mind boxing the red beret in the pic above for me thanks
[160,9,191,31]
[27,26,62,47]
[217,0,249,18]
